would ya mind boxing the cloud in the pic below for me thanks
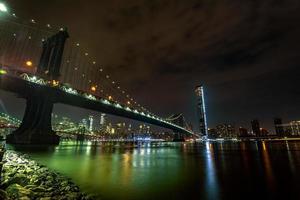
[3,0,300,130]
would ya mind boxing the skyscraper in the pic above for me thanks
[251,119,261,137]
[100,113,106,127]
[238,127,248,137]
[82,118,88,130]
[207,128,218,139]
[88,115,94,132]
[216,124,236,138]
[274,118,284,137]
[195,85,208,136]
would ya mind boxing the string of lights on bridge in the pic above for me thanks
[0,3,155,115]
[0,3,194,135]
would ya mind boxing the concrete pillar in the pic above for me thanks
[6,91,60,145]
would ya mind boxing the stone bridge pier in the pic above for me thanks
[6,88,59,145]
[6,30,68,145]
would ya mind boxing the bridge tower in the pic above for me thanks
[37,29,69,80]
[6,30,69,145]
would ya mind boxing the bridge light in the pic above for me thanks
[52,80,59,86]
[25,60,33,67]
[0,69,7,75]
[0,3,8,12]
[108,96,113,100]
[115,103,122,108]
[127,101,131,105]
[91,86,97,92]
[102,99,111,105]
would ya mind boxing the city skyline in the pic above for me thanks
[2,109,298,138]
[1,2,300,199]
[0,0,299,131]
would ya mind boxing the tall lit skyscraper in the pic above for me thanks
[81,118,88,132]
[100,113,106,127]
[89,115,94,132]
[195,85,208,136]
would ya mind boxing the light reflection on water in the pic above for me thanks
[204,142,219,200]
[8,140,300,200]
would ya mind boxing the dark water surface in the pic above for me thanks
[9,141,300,200]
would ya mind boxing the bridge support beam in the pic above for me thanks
[6,91,59,145]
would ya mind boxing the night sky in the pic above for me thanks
[1,0,300,132]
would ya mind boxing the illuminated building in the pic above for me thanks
[82,118,88,130]
[260,128,269,136]
[100,113,106,127]
[216,124,236,138]
[88,115,94,132]
[106,123,112,134]
[208,128,218,139]
[116,122,127,135]
[139,124,144,133]
[277,120,300,136]
[290,121,300,136]
[0,112,21,137]
[251,119,261,137]
[111,128,115,134]
[195,85,208,136]
[50,116,83,134]
[238,127,248,137]
[128,124,132,132]
[274,118,284,137]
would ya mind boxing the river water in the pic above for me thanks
[8,140,300,200]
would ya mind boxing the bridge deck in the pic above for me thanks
[0,74,195,136]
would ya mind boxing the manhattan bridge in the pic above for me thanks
[0,12,196,144]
